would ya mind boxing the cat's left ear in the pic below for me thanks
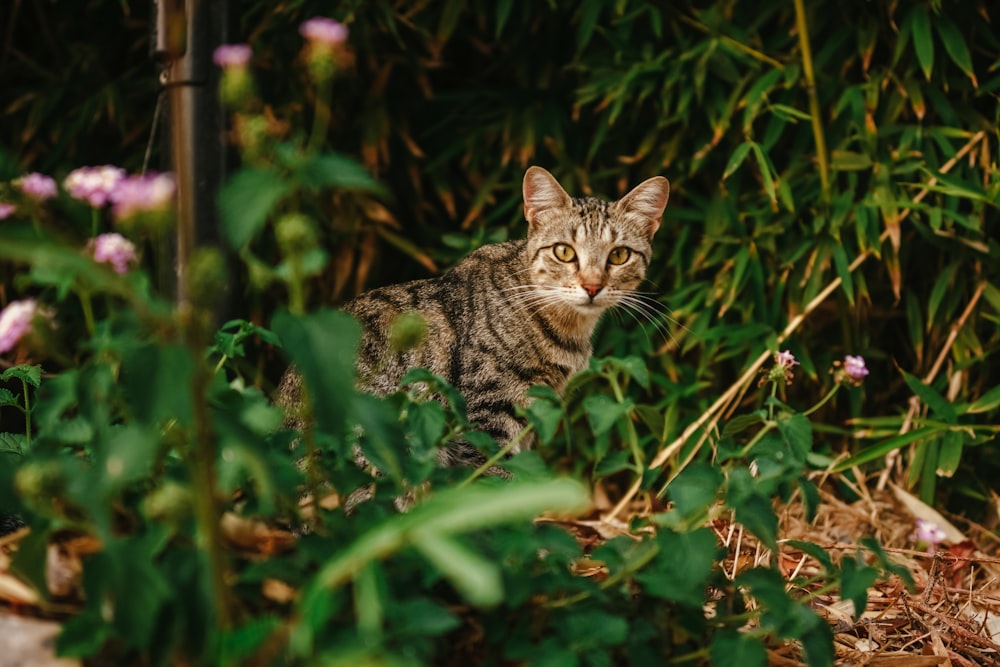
[616,176,670,237]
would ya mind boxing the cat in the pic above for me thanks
[278,166,669,468]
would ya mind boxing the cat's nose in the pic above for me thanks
[581,284,603,298]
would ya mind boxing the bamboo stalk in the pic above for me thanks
[793,0,830,204]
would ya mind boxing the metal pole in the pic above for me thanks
[152,0,232,313]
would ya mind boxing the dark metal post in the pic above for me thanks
[152,0,232,312]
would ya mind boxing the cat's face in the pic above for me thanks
[518,167,670,317]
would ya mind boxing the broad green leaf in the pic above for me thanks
[218,168,291,248]
[582,393,632,436]
[839,556,877,618]
[666,461,722,520]
[271,309,360,437]
[564,610,629,648]
[785,539,833,572]
[777,412,813,461]
[710,630,766,667]
[0,364,42,388]
[926,262,958,331]
[635,528,718,607]
[219,617,282,664]
[295,153,380,191]
[727,467,778,549]
[353,561,385,640]
[0,387,17,407]
[721,412,764,438]
[121,344,195,428]
[525,398,564,445]
[392,598,460,638]
[0,433,25,453]
[934,15,977,85]
[413,533,503,606]
[910,7,934,80]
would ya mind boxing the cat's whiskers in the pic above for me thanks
[612,290,687,348]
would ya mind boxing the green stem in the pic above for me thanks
[547,540,661,608]
[802,384,841,417]
[78,289,96,338]
[793,0,830,204]
[739,422,776,458]
[21,378,31,450]
[306,76,332,154]
[609,374,644,470]
[288,256,306,316]
[459,425,533,488]
[90,207,100,237]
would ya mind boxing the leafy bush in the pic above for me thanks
[1,1,999,665]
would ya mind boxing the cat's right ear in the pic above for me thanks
[523,167,572,227]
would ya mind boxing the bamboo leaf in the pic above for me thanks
[750,143,777,204]
[911,7,934,81]
[723,142,753,180]
[934,15,977,86]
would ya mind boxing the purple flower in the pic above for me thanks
[915,518,947,554]
[110,172,176,221]
[775,350,798,370]
[16,173,58,201]
[64,165,127,207]
[213,44,252,68]
[0,299,38,354]
[0,202,14,219]
[844,355,869,380]
[90,233,138,274]
[299,18,348,46]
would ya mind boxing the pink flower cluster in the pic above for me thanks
[110,172,176,221]
[16,173,58,201]
[0,299,38,354]
[213,44,252,68]
[63,165,127,207]
[0,202,14,219]
[299,18,348,46]
[90,233,138,275]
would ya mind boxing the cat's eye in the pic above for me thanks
[553,243,576,262]
[608,247,631,265]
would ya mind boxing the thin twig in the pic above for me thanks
[793,0,830,204]
[650,130,986,471]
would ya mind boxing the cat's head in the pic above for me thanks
[519,166,669,316]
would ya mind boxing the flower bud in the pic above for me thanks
[275,214,318,258]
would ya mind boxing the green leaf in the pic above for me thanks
[413,533,503,607]
[751,143,777,204]
[271,309,360,437]
[524,397,564,445]
[392,598,460,638]
[829,150,873,171]
[723,142,753,180]
[122,344,195,427]
[57,612,113,657]
[219,616,282,664]
[833,426,937,471]
[936,430,964,477]
[934,15,977,85]
[777,412,813,462]
[564,610,629,648]
[785,539,833,572]
[635,528,718,608]
[0,433,25,453]
[832,241,854,306]
[582,394,632,436]
[968,384,1000,414]
[218,168,291,248]
[840,555,877,617]
[727,467,778,549]
[710,630,767,667]
[295,153,380,191]
[721,412,764,438]
[910,7,934,80]
[901,371,956,421]
[0,387,18,407]
[0,364,42,388]
[666,462,722,520]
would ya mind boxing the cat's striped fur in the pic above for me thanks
[279,167,669,467]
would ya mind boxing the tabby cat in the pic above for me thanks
[278,166,669,467]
